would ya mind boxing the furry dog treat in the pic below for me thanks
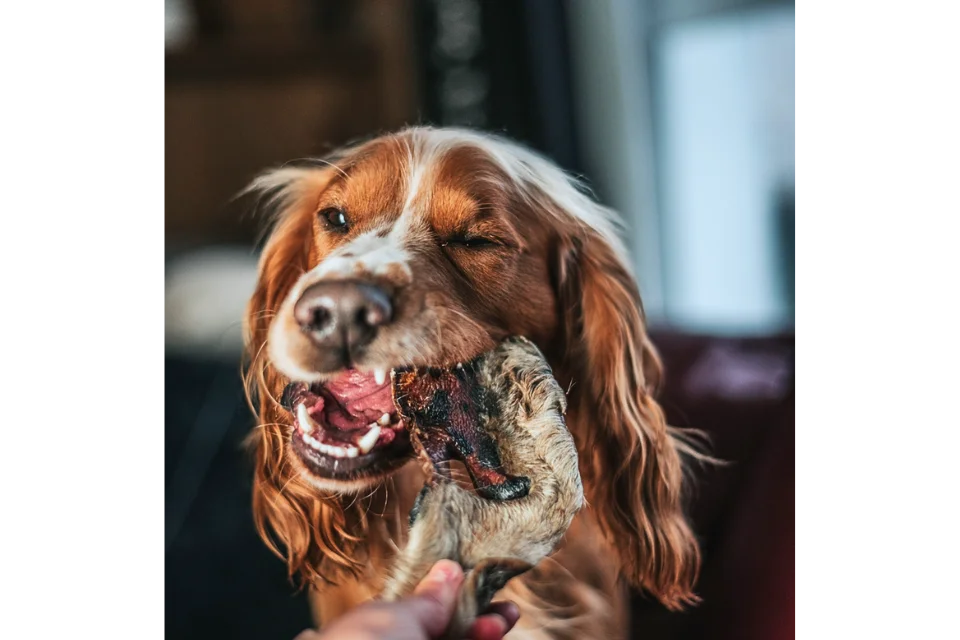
[381,336,584,639]
[392,358,532,503]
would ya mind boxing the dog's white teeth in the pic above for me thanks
[310,440,357,458]
[297,403,317,434]
[456,362,463,369]
[373,368,387,385]
[298,400,379,458]
[357,425,382,454]
[330,447,358,458]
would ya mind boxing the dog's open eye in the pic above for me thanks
[319,207,349,233]
[442,235,498,249]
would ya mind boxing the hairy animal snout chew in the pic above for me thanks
[393,357,531,501]
[382,336,584,639]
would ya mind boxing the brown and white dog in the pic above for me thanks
[243,127,702,639]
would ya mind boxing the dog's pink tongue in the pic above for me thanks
[324,370,394,429]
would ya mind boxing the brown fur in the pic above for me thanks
[242,127,702,637]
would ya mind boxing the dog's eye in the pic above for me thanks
[319,207,349,232]
[442,236,497,249]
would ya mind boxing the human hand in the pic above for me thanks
[294,560,520,640]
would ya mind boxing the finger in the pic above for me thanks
[482,602,519,630]
[468,614,508,640]
[403,560,465,637]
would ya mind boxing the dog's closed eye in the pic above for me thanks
[440,234,499,249]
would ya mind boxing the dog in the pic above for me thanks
[243,127,702,638]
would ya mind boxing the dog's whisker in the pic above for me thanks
[282,156,349,180]
[342,491,362,513]
[439,305,487,335]
[277,473,300,497]
[253,422,294,430]
[375,480,391,520]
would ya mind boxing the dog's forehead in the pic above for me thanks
[337,133,509,230]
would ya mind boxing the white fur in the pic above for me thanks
[309,230,413,283]
[401,148,429,219]
[267,316,327,384]
[400,131,454,220]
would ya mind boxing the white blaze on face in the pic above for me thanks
[400,130,459,222]
[307,229,413,285]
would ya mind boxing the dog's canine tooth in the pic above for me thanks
[358,425,382,454]
[377,413,391,426]
[297,403,318,435]
[373,368,387,385]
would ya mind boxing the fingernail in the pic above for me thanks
[473,615,508,639]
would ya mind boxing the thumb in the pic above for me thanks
[403,560,465,637]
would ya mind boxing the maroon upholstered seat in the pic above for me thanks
[629,330,795,640]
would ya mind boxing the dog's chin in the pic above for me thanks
[279,369,416,491]
[288,451,412,494]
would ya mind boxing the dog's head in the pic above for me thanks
[244,127,700,608]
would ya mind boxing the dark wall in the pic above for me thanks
[414,0,583,175]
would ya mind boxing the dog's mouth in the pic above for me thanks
[280,369,412,480]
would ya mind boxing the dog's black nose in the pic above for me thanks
[294,281,393,352]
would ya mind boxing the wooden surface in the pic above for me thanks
[165,0,417,249]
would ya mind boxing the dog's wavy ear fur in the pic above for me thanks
[242,165,375,588]
[554,225,701,611]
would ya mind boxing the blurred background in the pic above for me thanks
[165,1,794,638]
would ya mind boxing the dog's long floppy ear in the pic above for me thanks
[242,165,371,587]
[556,229,701,610]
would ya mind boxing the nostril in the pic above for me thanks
[295,294,336,333]
[308,306,333,332]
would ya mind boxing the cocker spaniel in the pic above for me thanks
[243,127,701,639]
